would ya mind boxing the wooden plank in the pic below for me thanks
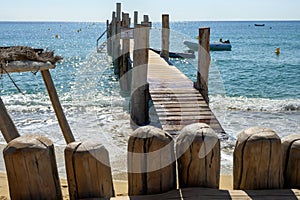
[41,70,75,144]
[0,97,20,143]
[0,61,55,74]
[111,188,300,200]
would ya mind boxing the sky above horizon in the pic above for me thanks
[1,0,299,22]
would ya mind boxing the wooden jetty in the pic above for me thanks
[147,49,226,136]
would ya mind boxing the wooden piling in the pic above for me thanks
[130,24,150,126]
[4,135,62,199]
[282,134,300,188]
[41,69,75,144]
[128,126,176,195]
[233,127,283,190]
[0,97,20,143]
[195,27,210,104]
[65,141,115,199]
[176,123,220,189]
[107,19,112,56]
[120,13,131,92]
[134,11,138,27]
[161,14,170,61]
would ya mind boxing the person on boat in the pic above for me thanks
[224,39,230,44]
[219,38,223,42]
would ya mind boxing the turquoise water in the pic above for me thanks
[0,21,299,176]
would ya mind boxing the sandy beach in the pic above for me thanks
[0,172,232,199]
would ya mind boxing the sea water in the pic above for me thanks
[0,21,299,178]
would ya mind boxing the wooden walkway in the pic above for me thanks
[147,50,226,137]
[112,188,300,200]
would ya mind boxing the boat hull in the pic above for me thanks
[183,40,232,51]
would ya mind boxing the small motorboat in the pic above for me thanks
[254,24,265,26]
[150,48,195,59]
[183,40,232,51]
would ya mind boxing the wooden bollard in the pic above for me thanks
[3,135,62,199]
[161,14,170,61]
[65,141,115,199]
[282,134,300,188]
[176,123,220,188]
[234,127,283,190]
[195,27,210,104]
[128,126,176,195]
[0,97,20,143]
[130,24,150,126]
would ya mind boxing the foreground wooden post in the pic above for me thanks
[0,97,20,143]
[234,127,283,190]
[176,123,220,188]
[195,27,210,104]
[161,14,170,61]
[41,69,75,144]
[4,135,62,199]
[128,126,176,195]
[65,141,115,199]
[130,24,150,126]
[282,134,300,188]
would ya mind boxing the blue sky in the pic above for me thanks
[1,0,299,22]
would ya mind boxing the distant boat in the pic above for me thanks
[254,24,265,26]
[150,48,195,59]
[183,40,232,51]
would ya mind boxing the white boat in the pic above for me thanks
[183,40,232,51]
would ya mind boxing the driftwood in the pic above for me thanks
[0,46,62,68]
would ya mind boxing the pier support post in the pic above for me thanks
[130,24,150,126]
[106,20,112,56]
[176,123,220,188]
[41,69,75,144]
[233,127,283,189]
[195,27,210,104]
[134,11,138,27]
[128,126,176,195]
[4,135,62,199]
[161,14,170,61]
[65,141,115,199]
[282,134,300,188]
[0,97,20,143]
[120,13,131,92]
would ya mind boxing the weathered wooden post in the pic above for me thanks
[282,134,300,188]
[195,27,210,104]
[176,123,220,188]
[4,135,62,199]
[128,126,176,195]
[106,19,112,56]
[130,24,150,126]
[142,15,152,28]
[0,97,20,143]
[65,141,115,199]
[120,13,131,92]
[233,127,283,190]
[161,14,170,61]
[134,11,138,27]
[41,69,75,144]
